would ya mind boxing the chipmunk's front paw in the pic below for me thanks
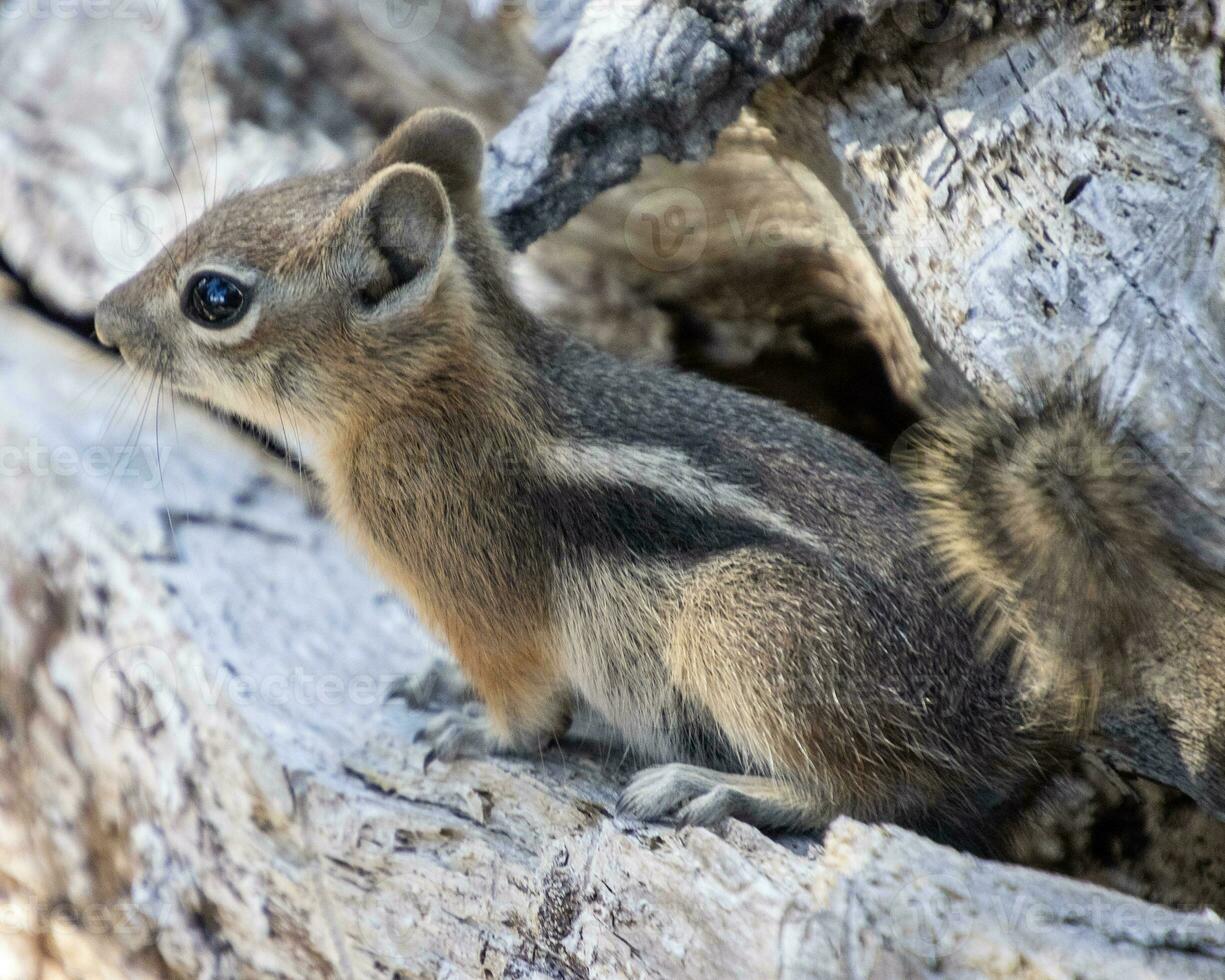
[386,656,476,710]
[616,764,738,828]
[413,706,494,770]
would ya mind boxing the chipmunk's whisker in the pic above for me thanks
[271,392,308,503]
[106,369,157,492]
[200,50,220,210]
[183,65,209,217]
[98,363,142,443]
[140,72,189,272]
[71,358,126,408]
[155,368,179,557]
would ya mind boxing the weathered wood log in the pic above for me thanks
[2,0,1225,974]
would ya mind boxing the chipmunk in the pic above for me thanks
[94,108,1207,845]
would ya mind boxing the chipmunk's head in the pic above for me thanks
[94,108,487,437]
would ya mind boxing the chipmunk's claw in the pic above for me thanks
[414,708,494,771]
[675,787,738,827]
[386,657,476,710]
[616,764,743,828]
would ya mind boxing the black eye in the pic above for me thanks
[184,272,247,328]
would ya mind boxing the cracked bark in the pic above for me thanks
[0,0,1224,977]
[483,0,882,249]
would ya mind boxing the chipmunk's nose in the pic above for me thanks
[93,292,125,350]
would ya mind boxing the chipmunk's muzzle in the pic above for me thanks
[93,305,118,350]
[94,290,134,352]
[93,289,175,380]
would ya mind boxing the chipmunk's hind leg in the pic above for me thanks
[616,764,829,830]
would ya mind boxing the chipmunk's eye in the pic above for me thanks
[184,272,247,328]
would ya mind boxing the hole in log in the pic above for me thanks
[533,119,933,457]
[667,303,920,456]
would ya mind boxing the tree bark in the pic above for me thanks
[1,0,1224,976]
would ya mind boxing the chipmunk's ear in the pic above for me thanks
[330,162,453,316]
[367,108,484,203]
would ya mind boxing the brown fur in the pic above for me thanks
[322,344,565,737]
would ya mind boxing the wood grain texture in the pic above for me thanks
[1,0,1224,974]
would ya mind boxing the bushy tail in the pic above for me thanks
[901,384,1206,727]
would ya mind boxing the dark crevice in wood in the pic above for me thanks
[0,251,99,341]
[665,301,921,456]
